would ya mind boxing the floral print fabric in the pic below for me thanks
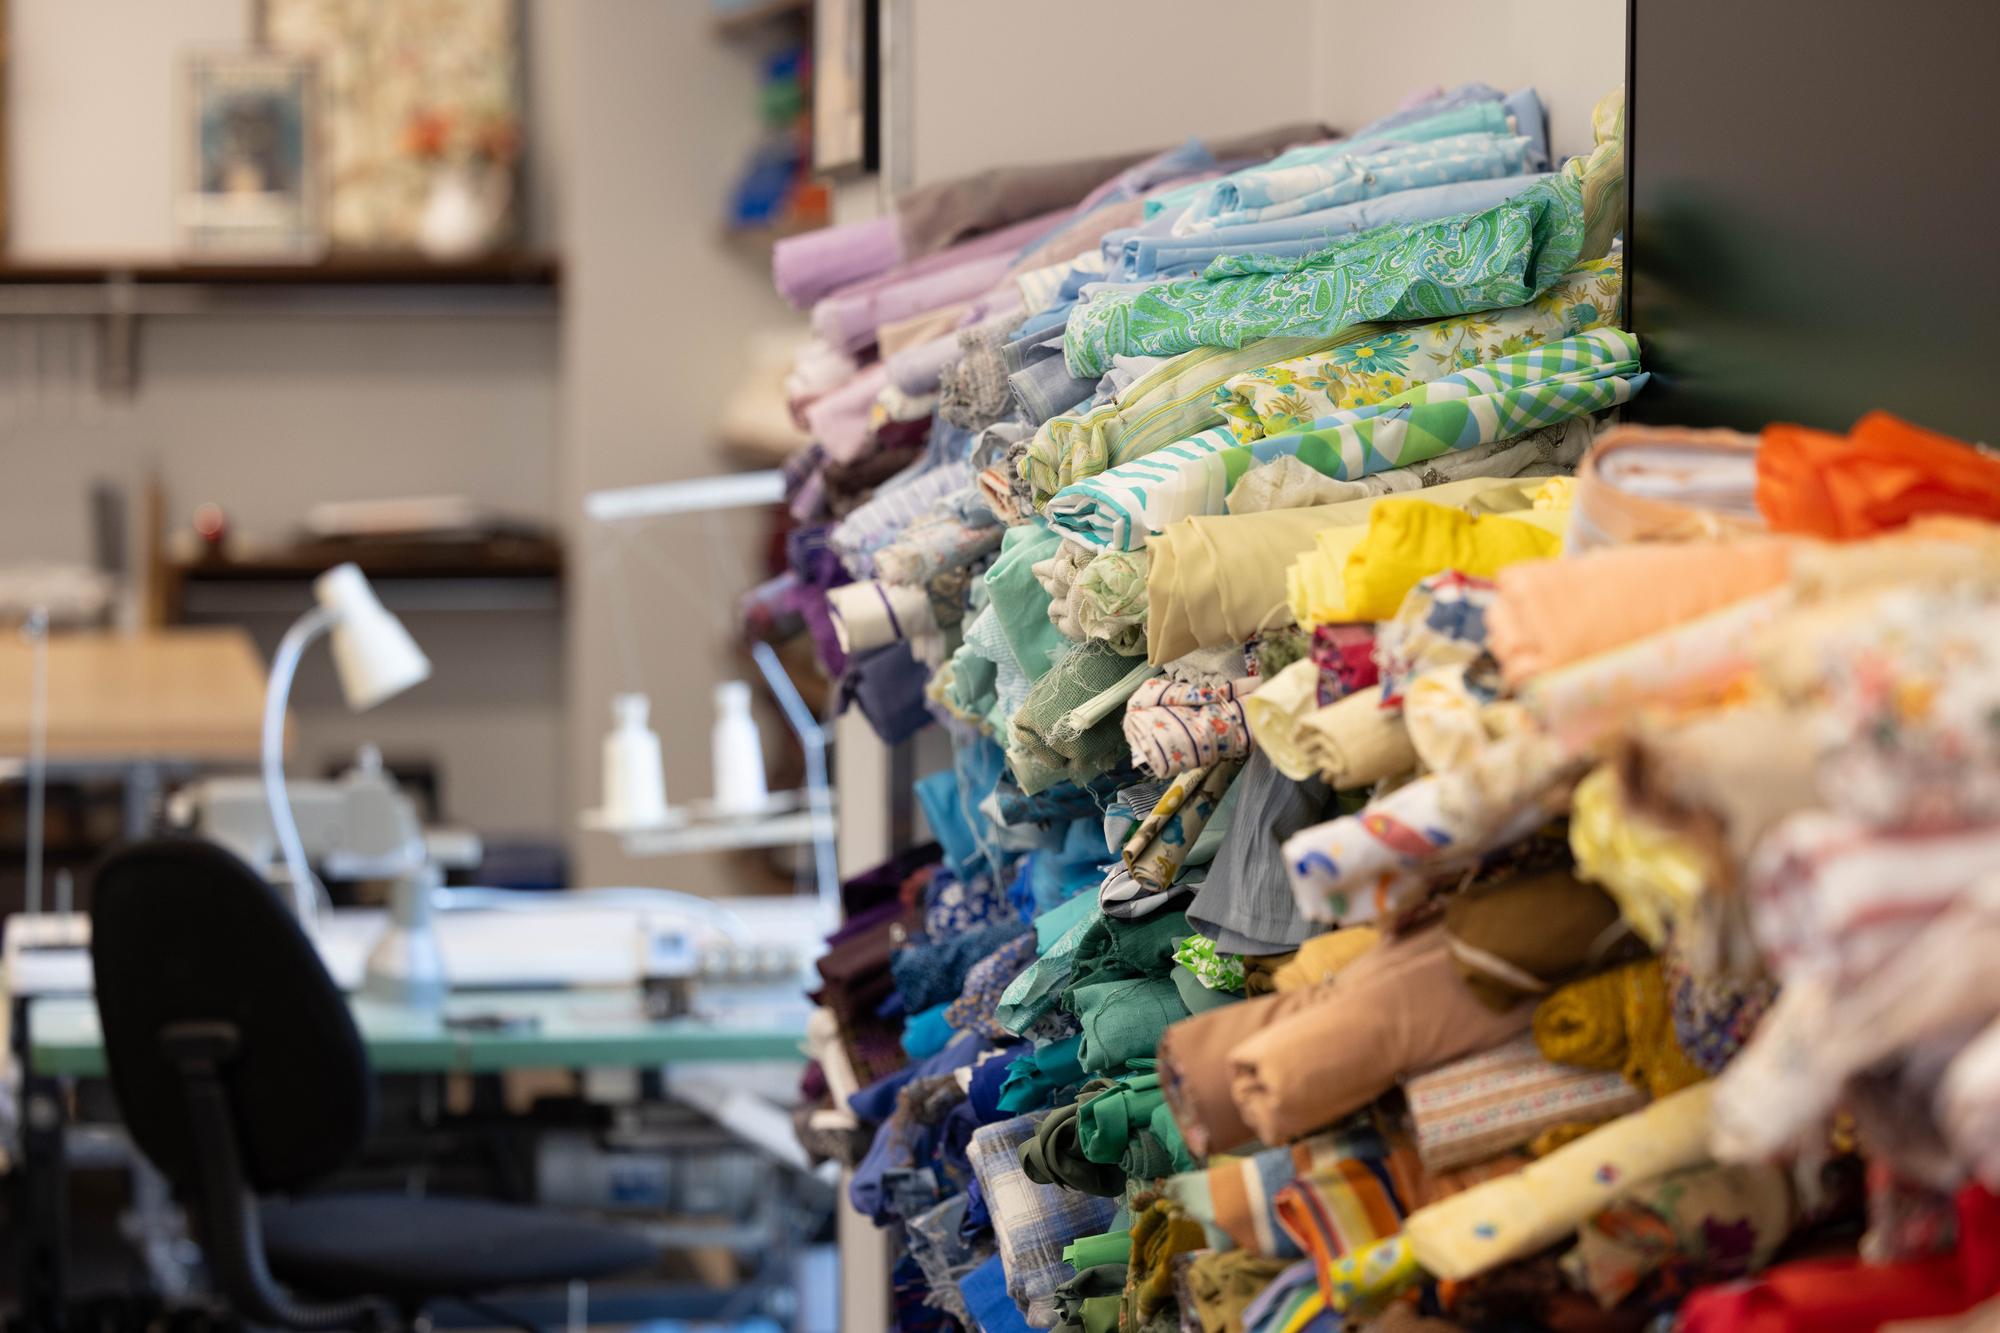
[1123,759,1244,893]
[1122,675,1258,778]
[1215,258,1622,441]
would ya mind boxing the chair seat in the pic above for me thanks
[262,1194,656,1301]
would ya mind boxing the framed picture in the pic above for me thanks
[258,0,522,252]
[813,0,878,175]
[180,54,323,258]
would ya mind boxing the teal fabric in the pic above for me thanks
[1064,172,1595,378]
[982,521,1068,684]
[1077,1072,1192,1176]
[1069,975,1188,1074]
[997,907,1102,1035]
[998,1034,1086,1114]
[1036,888,1101,952]
[901,1001,956,1059]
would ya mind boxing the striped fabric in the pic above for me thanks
[830,461,975,575]
[1401,1034,1648,1172]
[1273,1143,1423,1308]
[1163,1118,1386,1257]
[1222,326,1645,486]
[1042,426,1238,551]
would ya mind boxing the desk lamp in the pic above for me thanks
[264,563,430,922]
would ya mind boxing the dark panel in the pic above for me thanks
[1625,0,2000,437]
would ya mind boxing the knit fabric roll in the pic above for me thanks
[1532,957,1708,1099]
[1400,1034,1648,1172]
[1401,1083,1716,1282]
[1228,928,1532,1148]
[1442,868,1641,1011]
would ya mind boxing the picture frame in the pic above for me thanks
[812,0,879,176]
[179,53,324,258]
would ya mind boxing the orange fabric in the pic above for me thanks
[1758,412,2000,540]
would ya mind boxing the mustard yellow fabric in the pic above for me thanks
[1341,502,1565,622]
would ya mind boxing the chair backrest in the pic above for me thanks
[90,838,372,1195]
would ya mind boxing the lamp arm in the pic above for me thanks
[263,605,338,923]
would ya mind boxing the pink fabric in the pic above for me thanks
[804,363,890,463]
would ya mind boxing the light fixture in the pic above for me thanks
[263,563,431,921]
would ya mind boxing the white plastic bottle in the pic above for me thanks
[710,680,770,816]
[601,693,668,827]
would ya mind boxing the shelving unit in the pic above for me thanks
[162,534,565,621]
[0,254,562,395]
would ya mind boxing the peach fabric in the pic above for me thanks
[1569,424,1765,550]
[1758,411,2000,540]
[1228,928,1532,1148]
[1157,984,1330,1157]
[1488,538,1796,685]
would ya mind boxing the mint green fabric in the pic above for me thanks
[1036,888,1100,952]
[1069,975,1188,1074]
[1064,1231,1133,1273]
[982,521,1068,683]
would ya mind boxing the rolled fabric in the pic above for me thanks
[1163,1119,1386,1257]
[1271,929,1380,992]
[968,1113,1121,1324]
[1283,730,1576,927]
[1489,537,1795,686]
[827,579,938,654]
[1564,1161,1797,1310]
[1148,474,1548,664]
[1240,658,1324,780]
[1071,975,1190,1076]
[773,212,902,309]
[1122,677,1257,778]
[1020,1098,1125,1197]
[1272,1147,1423,1309]
[1293,686,1419,789]
[1185,1251,1295,1333]
[1185,748,1339,957]
[1567,423,1764,551]
[1401,1082,1715,1282]
[1341,500,1564,622]
[803,363,889,463]
[1122,759,1242,893]
[1401,1034,1648,1172]
[1227,927,1531,1147]
[1532,958,1707,1099]
[1758,411,2000,540]
[1158,985,1329,1157]
[1519,586,1791,748]
[1063,121,1624,379]
[1443,868,1642,1011]
[1214,258,1619,440]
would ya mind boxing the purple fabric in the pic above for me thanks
[785,524,852,676]
[809,211,1059,354]
[804,363,889,463]
[841,643,934,744]
[773,212,903,309]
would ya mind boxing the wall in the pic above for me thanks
[0,0,567,841]
[550,1,807,892]
[1306,0,1626,160]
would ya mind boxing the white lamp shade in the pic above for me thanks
[313,563,432,711]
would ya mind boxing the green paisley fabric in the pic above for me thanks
[1063,100,1624,380]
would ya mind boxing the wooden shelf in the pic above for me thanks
[162,535,564,621]
[0,253,560,287]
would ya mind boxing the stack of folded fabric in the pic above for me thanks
[758,71,2000,1333]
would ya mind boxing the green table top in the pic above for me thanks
[27,990,809,1078]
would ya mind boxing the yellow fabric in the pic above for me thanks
[1342,502,1566,622]
[1273,928,1382,992]
[1241,658,1325,780]
[1401,1083,1715,1282]
[1282,477,1559,628]
[1532,958,1707,1099]
[1568,765,1713,949]
[1147,476,1545,663]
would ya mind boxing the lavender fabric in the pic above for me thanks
[840,643,934,744]
[773,212,902,309]
[810,212,1059,354]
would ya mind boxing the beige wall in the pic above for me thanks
[551,1,806,891]
[0,0,567,841]
[1305,1,1626,160]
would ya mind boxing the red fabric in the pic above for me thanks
[1679,1185,2000,1332]
[1757,412,2000,540]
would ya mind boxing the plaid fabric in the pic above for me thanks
[968,1113,1120,1325]
[1223,327,1644,484]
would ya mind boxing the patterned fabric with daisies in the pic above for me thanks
[1215,258,1622,441]
[1208,326,1646,489]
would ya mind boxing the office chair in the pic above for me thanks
[90,838,657,1331]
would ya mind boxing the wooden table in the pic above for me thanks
[0,626,267,762]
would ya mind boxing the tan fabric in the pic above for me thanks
[1568,423,1764,550]
[1185,1250,1294,1333]
[1158,984,1330,1157]
[1272,928,1382,992]
[1146,476,1546,664]
[875,303,970,360]
[1443,869,1639,1011]
[1229,928,1532,1147]
[1294,686,1418,788]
